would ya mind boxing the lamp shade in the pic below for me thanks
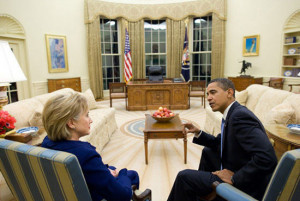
[0,41,27,83]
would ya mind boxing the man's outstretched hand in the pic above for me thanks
[183,122,200,135]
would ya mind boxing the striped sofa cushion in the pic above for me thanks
[0,139,92,201]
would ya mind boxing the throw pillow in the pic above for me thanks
[235,90,248,106]
[82,88,97,110]
[28,107,44,128]
[265,102,295,124]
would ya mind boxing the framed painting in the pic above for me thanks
[45,34,69,73]
[243,35,260,56]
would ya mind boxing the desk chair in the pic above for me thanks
[0,139,151,201]
[189,80,206,108]
[213,149,300,201]
[109,82,127,109]
[148,66,163,83]
[264,78,284,89]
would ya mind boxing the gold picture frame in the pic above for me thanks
[243,35,260,56]
[45,34,69,73]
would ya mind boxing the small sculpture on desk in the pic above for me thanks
[239,60,252,77]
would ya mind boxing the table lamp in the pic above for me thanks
[0,40,27,109]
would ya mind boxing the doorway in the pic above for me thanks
[0,14,31,101]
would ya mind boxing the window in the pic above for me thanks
[100,19,121,90]
[144,20,167,77]
[7,83,18,103]
[191,16,212,82]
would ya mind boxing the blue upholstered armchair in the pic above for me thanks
[0,139,151,201]
[214,149,300,201]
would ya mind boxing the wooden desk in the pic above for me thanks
[228,76,263,91]
[143,114,187,164]
[127,80,189,111]
[265,124,300,159]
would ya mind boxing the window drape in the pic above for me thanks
[166,18,187,78]
[87,15,103,99]
[84,0,226,23]
[211,13,226,79]
[85,0,226,95]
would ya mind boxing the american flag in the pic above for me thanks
[124,28,132,83]
[181,27,190,82]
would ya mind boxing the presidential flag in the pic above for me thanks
[124,28,132,83]
[181,27,190,82]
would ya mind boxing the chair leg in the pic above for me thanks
[110,98,112,107]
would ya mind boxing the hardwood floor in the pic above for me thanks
[100,98,206,201]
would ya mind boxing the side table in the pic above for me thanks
[264,124,300,159]
[143,114,187,164]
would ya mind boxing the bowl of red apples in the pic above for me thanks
[152,107,176,122]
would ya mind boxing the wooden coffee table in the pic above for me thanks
[265,124,300,159]
[143,114,187,164]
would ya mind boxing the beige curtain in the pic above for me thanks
[166,19,187,78]
[84,0,226,92]
[85,0,226,23]
[211,13,226,79]
[121,19,145,80]
[86,16,103,99]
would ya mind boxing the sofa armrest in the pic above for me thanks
[214,182,258,201]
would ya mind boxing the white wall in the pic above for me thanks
[225,0,300,78]
[0,0,89,94]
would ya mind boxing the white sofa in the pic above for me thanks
[1,88,118,201]
[3,88,117,153]
[204,84,300,136]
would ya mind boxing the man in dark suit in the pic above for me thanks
[167,78,277,201]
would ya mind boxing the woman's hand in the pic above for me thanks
[109,168,119,177]
[212,169,234,184]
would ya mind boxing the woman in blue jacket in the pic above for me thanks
[41,92,139,201]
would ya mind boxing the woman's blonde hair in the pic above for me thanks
[42,92,88,141]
